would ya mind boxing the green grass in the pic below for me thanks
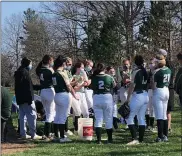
[5,94,182,156]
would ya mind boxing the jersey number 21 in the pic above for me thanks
[163,74,170,83]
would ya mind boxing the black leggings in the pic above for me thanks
[1,118,7,142]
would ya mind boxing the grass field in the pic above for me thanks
[4,101,181,156]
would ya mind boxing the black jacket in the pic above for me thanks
[14,67,34,105]
[1,87,12,120]
[166,60,175,89]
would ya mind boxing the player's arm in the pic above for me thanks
[61,72,79,100]
[74,82,88,92]
[126,71,137,102]
[152,72,157,90]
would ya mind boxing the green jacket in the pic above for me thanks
[174,66,182,96]
[1,87,12,120]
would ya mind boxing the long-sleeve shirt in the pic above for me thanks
[174,66,182,96]
[1,87,12,120]
[14,67,34,105]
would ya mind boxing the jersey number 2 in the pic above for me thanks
[163,74,170,83]
[98,81,104,89]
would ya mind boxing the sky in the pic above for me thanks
[1,2,41,27]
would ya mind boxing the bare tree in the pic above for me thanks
[2,13,24,69]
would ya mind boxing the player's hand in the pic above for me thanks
[78,76,84,82]
[82,81,88,87]
[74,94,79,100]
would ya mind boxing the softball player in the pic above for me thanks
[72,62,90,118]
[145,59,155,131]
[65,57,82,134]
[152,54,171,142]
[106,66,119,129]
[126,55,149,145]
[84,60,94,116]
[91,63,116,144]
[52,55,79,143]
[36,55,55,140]
[119,59,132,105]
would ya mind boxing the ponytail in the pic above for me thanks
[36,61,43,77]
[141,66,148,80]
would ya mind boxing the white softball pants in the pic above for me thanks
[77,92,89,118]
[127,91,149,125]
[71,93,82,116]
[54,92,70,124]
[119,87,128,105]
[113,94,118,118]
[153,87,169,120]
[85,89,93,109]
[40,88,55,123]
[146,89,155,117]
[93,94,113,129]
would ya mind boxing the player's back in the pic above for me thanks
[91,74,114,94]
[154,66,171,88]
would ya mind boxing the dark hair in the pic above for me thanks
[54,55,66,71]
[93,63,105,76]
[135,55,148,79]
[36,55,53,76]
[177,53,182,60]
[106,66,113,72]
[84,59,93,67]
[72,62,83,75]
[21,57,31,68]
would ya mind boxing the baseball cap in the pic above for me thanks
[158,49,167,56]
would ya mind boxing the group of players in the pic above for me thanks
[17,48,174,145]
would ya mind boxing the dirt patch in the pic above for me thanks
[1,142,35,155]
[1,117,36,155]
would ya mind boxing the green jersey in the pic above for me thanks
[38,67,54,89]
[131,69,148,92]
[154,66,171,88]
[52,70,69,93]
[91,73,114,94]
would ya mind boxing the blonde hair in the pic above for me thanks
[155,54,166,67]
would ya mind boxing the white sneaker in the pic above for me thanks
[60,137,72,143]
[65,130,73,136]
[163,135,168,142]
[21,135,31,139]
[125,125,129,129]
[151,128,157,133]
[31,135,42,140]
[127,140,140,146]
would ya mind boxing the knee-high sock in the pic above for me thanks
[113,117,118,129]
[54,124,59,138]
[65,118,68,132]
[139,125,145,142]
[74,116,80,131]
[145,115,150,127]
[95,127,101,142]
[163,120,168,137]
[128,125,137,140]
[51,122,54,133]
[106,129,113,142]
[59,124,65,138]
[134,116,138,129]
[44,122,51,137]
[150,117,154,128]
[157,120,163,139]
